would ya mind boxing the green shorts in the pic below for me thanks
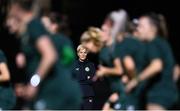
[34,69,82,110]
[147,82,178,109]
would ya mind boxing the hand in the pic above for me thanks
[15,84,26,97]
[125,78,138,93]
[121,75,129,84]
[109,93,119,103]
[16,53,26,68]
[24,84,38,100]
[96,65,107,78]
[102,102,111,111]
[102,93,119,111]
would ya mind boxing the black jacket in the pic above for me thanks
[73,60,95,97]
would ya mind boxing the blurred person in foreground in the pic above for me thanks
[0,50,16,110]
[41,12,76,70]
[126,13,178,110]
[8,0,82,109]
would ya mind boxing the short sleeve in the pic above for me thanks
[28,19,49,42]
[147,42,161,61]
[114,43,121,58]
[0,50,7,63]
[114,42,128,59]
[114,38,139,59]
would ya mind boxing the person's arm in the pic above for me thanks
[126,59,163,93]
[102,93,119,111]
[138,43,163,82]
[25,19,58,99]
[0,51,10,82]
[138,59,162,81]
[123,56,136,79]
[0,63,10,82]
[173,64,180,82]
[35,36,57,80]
[28,19,57,81]
[96,58,123,77]
[26,36,57,100]
[126,42,163,92]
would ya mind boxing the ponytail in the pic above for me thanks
[143,13,168,38]
[158,14,168,38]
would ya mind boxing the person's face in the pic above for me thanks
[82,42,99,53]
[100,24,111,42]
[6,5,22,34]
[6,15,20,34]
[137,17,156,41]
[78,48,88,61]
[100,19,112,42]
[10,4,24,22]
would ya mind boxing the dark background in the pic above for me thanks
[51,0,180,62]
[0,0,180,109]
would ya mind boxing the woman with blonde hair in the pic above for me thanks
[81,26,127,110]
[72,44,95,110]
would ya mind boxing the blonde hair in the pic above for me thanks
[77,44,88,53]
[80,27,103,49]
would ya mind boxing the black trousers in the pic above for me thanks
[81,97,94,110]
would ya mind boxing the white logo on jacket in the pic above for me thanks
[85,67,90,72]
[76,68,79,71]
